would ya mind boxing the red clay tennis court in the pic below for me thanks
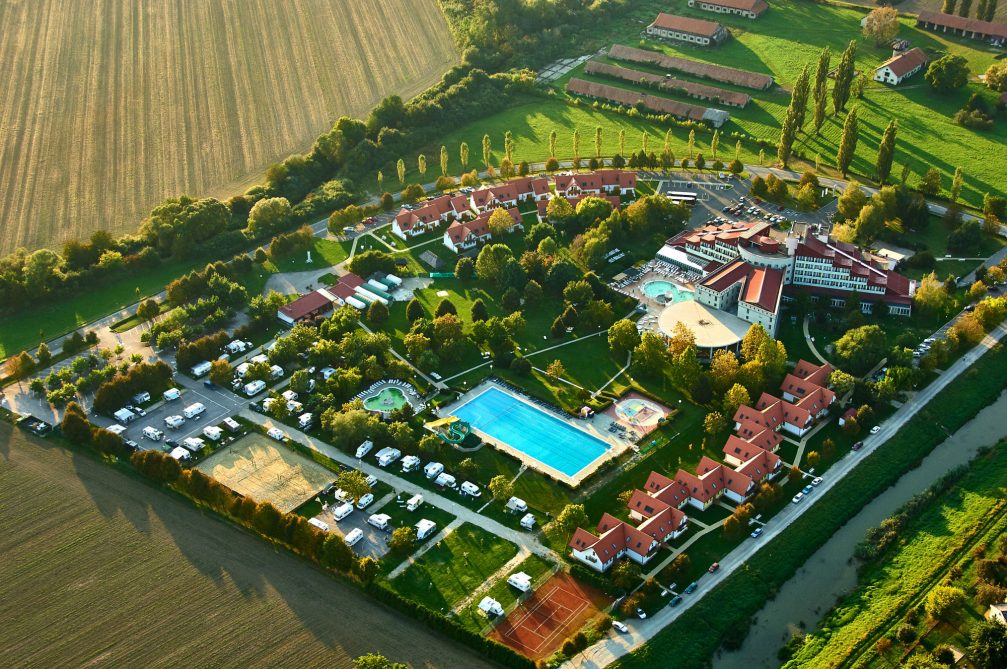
[490,572,608,660]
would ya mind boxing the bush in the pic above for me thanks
[896,623,917,644]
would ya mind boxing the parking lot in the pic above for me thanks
[311,491,394,560]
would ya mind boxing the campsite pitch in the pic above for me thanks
[490,572,608,660]
[196,433,332,513]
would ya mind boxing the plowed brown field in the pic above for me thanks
[0,0,456,253]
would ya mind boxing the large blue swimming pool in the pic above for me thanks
[451,386,610,477]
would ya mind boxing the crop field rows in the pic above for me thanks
[0,0,457,254]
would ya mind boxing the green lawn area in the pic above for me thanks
[266,237,352,273]
[785,443,1007,668]
[388,522,519,614]
[774,312,818,365]
[454,554,558,633]
[0,257,200,359]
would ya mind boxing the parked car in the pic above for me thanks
[669,595,683,607]
[635,608,647,620]
[812,476,823,486]
[708,562,720,573]
[750,527,764,539]
[684,582,698,594]
[802,484,813,495]
[852,441,864,451]
[792,492,804,504]
[870,425,881,434]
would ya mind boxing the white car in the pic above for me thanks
[811,476,823,486]
[266,427,285,441]
[792,492,804,504]
[356,493,374,510]
[344,528,364,546]
[870,425,881,434]
[612,621,629,634]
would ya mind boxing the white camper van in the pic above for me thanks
[332,502,354,521]
[162,388,181,402]
[367,513,391,530]
[114,408,137,424]
[415,519,437,540]
[183,402,205,419]
[142,426,164,441]
[374,447,401,467]
[400,455,421,472]
[190,361,212,378]
[164,415,185,429]
[424,462,444,479]
[244,380,266,396]
[355,440,374,458]
[308,517,330,532]
[202,425,223,441]
[406,494,423,512]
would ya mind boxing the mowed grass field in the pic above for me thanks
[0,425,491,669]
[0,0,457,254]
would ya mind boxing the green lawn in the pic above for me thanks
[389,522,519,614]
[0,257,200,359]
[454,554,558,633]
[785,444,1007,668]
[266,237,352,273]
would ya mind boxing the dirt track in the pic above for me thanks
[0,425,490,669]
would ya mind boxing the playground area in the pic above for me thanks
[354,380,425,417]
[424,416,473,445]
[195,434,333,513]
[606,392,672,438]
[489,572,608,660]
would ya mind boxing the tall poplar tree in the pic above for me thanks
[832,40,858,114]
[942,0,957,13]
[572,129,580,160]
[791,64,812,130]
[835,106,859,177]
[417,154,427,177]
[396,158,406,184]
[460,142,469,169]
[504,131,514,162]
[595,126,603,158]
[440,146,449,176]
[959,0,973,17]
[549,130,557,158]
[619,129,626,157]
[482,134,492,169]
[711,130,721,161]
[875,119,897,183]
[813,47,831,134]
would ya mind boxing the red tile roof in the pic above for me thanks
[792,359,833,386]
[394,195,453,232]
[608,44,774,90]
[700,258,784,313]
[649,12,724,38]
[566,78,711,122]
[876,48,928,78]
[584,60,751,107]
[917,11,1007,40]
[278,290,333,321]
[700,0,769,13]
[735,448,782,482]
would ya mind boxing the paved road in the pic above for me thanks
[564,318,1007,669]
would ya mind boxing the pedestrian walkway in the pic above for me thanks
[388,517,464,579]
[803,315,831,366]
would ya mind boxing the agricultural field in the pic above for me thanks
[784,442,1007,668]
[0,0,457,254]
[0,424,490,668]
[550,0,1005,208]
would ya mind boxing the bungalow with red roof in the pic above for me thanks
[688,0,768,19]
[568,482,689,572]
[873,48,928,86]
[392,195,455,240]
[442,207,523,253]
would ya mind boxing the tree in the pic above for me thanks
[136,299,160,323]
[459,142,469,170]
[489,475,514,503]
[812,50,832,134]
[835,324,887,375]
[470,298,489,322]
[862,7,900,46]
[555,504,589,533]
[406,298,425,322]
[454,256,474,282]
[547,359,566,379]
[334,470,371,504]
[612,561,642,590]
[482,134,492,168]
[925,585,966,620]
[926,55,970,93]
[353,654,408,669]
[829,369,856,395]
[968,620,1007,669]
[709,349,740,393]
[876,119,898,183]
[209,359,233,387]
[435,299,457,318]
[943,0,958,11]
[9,351,35,381]
[833,40,858,114]
[396,158,406,184]
[722,514,742,538]
[487,208,515,237]
[960,0,974,15]
[723,383,751,417]
[914,272,951,315]
[504,130,514,162]
[366,300,388,326]
[475,243,515,284]
[563,280,594,307]
[919,167,942,197]
[608,319,641,356]
[632,331,669,377]
[951,166,965,203]
[34,341,52,367]
[704,411,727,436]
[246,197,292,239]
[836,106,859,177]
[389,526,416,553]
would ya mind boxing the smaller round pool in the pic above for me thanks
[642,280,694,304]
[363,387,409,412]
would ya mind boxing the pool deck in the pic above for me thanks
[357,380,424,415]
[438,380,633,488]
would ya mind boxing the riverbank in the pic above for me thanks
[0,423,492,669]
[714,389,1007,669]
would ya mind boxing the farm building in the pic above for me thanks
[277,290,334,326]
[584,60,751,107]
[873,48,928,86]
[608,44,774,90]
[916,11,1007,46]
[645,13,729,46]
[687,0,768,19]
[566,78,730,127]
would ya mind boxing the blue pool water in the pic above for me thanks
[642,280,694,302]
[451,386,610,477]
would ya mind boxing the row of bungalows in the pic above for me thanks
[566,78,730,128]
[443,207,523,253]
[733,360,836,438]
[585,60,751,108]
[569,360,836,572]
[276,272,402,324]
[608,44,775,91]
[916,11,1007,46]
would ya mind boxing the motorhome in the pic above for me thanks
[183,402,205,419]
[434,472,457,488]
[190,361,212,378]
[415,519,437,540]
[269,364,284,380]
[460,481,481,497]
[141,426,164,441]
[164,415,185,429]
[424,462,444,479]
[297,413,314,429]
[367,513,391,530]
[355,440,374,458]
[244,380,266,396]
[308,517,330,532]
[182,437,206,453]
[132,391,151,404]
[113,408,137,424]
[507,572,533,593]
[374,447,401,467]
[202,426,223,441]
[162,388,181,401]
[401,455,421,472]
[332,502,354,521]
[221,417,241,433]
[406,494,423,511]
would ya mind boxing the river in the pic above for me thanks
[713,388,1007,669]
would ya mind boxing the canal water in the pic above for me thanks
[713,389,1007,669]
